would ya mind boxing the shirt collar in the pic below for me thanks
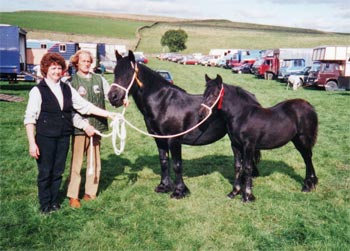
[45,78,61,88]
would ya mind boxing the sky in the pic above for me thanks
[1,0,349,33]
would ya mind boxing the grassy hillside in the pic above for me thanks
[137,22,350,53]
[0,11,349,53]
[0,11,152,39]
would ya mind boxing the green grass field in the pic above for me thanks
[0,11,349,251]
[0,59,349,250]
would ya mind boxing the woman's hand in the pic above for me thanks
[108,112,117,120]
[29,143,40,159]
[84,125,96,137]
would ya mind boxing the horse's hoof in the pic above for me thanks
[227,191,239,199]
[302,176,318,192]
[154,183,173,193]
[170,187,190,199]
[242,194,256,203]
[170,191,186,199]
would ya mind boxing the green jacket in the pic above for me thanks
[71,73,108,135]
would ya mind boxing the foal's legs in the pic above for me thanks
[241,145,256,202]
[227,147,244,199]
[154,140,174,193]
[169,141,189,199]
[292,137,318,192]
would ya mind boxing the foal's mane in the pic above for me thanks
[231,85,261,106]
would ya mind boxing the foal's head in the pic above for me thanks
[199,74,224,118]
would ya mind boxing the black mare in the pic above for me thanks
[199,74,318,202]
[108,51,260,199]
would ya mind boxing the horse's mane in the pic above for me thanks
[139,63,188,93]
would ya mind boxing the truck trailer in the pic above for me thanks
[252,48,314,80]
[0,25,27,83]
[310,46,350,91]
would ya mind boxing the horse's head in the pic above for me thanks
[199,74,224,118]
[108,50,137,107]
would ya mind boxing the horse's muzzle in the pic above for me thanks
[108,91,124,107]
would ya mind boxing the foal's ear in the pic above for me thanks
[216,74,223,85]
[205,74,211,82]
[115,50,123,61]
[128,50,135,64]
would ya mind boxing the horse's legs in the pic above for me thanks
[227,146,243,199]
[241,145,256,202]
[292,137,318,191]
[169,141,189,199]
[154,141,174,193]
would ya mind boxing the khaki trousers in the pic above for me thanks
[67,135,101,199]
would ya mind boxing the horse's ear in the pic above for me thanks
[205,74,211,82]
[128,50,135,64]
[216,74,223,85]
[115,50,123,61]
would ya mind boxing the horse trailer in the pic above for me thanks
[0,24,27,83]
[311,46,350,91]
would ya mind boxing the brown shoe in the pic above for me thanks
[83,194,96,201]
[69,198,81,208]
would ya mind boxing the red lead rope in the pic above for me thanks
[217,87,225,110]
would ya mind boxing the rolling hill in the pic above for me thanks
[0,11,349,54]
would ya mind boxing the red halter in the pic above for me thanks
[217,87,225,110]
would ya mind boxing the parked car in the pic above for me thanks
[232,63,253,74]
[198,55,215,67]
[287,66,312,90]
[156,70,174,84]
[168,53,183,63]
[179,55,198,65]
[287,66,312,84]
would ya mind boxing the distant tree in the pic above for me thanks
[161,29,188,52]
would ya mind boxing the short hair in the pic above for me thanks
[70,50,94,70]
[40,52,66,77]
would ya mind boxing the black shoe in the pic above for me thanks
[51,203,61,212]
[40,206,51,215]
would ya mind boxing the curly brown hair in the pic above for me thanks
[70,50,94,70]
[40,52,67,77]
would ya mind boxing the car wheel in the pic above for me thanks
[325,81,338,91]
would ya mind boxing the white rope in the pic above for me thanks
[92,62,224,157]
[88,136,94,176]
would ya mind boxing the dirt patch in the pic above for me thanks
[0,93,25,102]
[27,30,137,50]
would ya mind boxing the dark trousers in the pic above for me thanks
[35,134,70,209]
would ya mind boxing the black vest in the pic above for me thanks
[36,80,73,137]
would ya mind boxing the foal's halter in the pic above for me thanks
[200,85,225,112]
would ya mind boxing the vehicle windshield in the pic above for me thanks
[253,58,264,67]
[281,60,291,67]
[310,62,321,72]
